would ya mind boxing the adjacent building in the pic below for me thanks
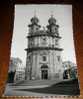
[8,57,25,83]
[15,67,25,82]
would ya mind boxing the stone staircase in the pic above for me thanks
[10,79,63,90]
[13,79,62,86]
[9,79,73,90]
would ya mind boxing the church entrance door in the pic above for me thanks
[41,70,48,79]
[41,65,48,80]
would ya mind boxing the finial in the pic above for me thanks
[34,9,36,17]
[51,11,54,18]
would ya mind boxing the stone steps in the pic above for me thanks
[13,79,61,86]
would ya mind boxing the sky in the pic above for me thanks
[11,4,77,66]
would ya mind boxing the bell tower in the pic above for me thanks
[47,15,59,36]
[28,15,41,34]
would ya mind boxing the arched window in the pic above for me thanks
[42,56,46,61]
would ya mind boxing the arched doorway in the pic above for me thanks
[41,65,48,80]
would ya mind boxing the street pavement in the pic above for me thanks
[4,84,58,96]
[3,79,71,96]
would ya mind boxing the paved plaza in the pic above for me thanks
[4,84,57,96]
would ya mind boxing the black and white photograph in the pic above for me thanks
[4,4,80,96]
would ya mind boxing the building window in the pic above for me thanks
[42,37,47,45]
[51,26,56,33]
[57,56,60,62]
[42,56,46,61]
[55,39,58,45]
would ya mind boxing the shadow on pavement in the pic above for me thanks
[16,79,80,95]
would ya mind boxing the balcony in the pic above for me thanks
[25,47,63,52]
[27,31,61,39]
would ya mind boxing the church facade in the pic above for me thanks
[25,15,63,80]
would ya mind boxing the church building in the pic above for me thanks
[25,14,63,80]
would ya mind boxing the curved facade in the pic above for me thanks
[25,15,63,80]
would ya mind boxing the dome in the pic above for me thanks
[31,16,39,24]
[48,15,56,25]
